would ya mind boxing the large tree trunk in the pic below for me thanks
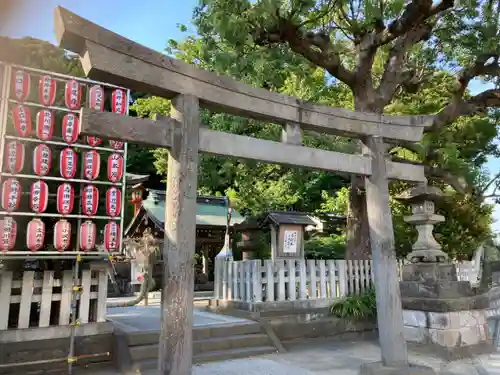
[345,175,371,260]
[344,97,382,260]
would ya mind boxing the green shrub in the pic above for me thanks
[329,288,377,322]
[304,234,346,259]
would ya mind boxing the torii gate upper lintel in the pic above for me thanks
[56,6,427,374]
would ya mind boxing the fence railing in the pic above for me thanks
[214,258,479,303]
[0,268,108,330]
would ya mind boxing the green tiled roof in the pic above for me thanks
[141,190,244,227]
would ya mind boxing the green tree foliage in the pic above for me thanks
[183,0,500,259]
[132,0,499,259]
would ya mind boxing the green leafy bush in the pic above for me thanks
[304,234,346,259]
[329,288,377,323]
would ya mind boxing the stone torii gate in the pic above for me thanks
[54,7,436,375]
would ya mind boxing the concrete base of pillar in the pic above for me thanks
[359,361,437,375]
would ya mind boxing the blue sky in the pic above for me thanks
[3,0,500,232]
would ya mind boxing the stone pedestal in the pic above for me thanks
[401,263,492,359]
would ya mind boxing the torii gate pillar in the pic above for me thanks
[158,95,200,374]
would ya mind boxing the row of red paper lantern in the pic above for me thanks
[11,107,124,150]
[0,216,120,252]
[12,70,127,114]
[1,179,121,217]
[5,142,124,181]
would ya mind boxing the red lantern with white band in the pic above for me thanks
[64,79,81,110]
[89,85,105,111]
[86,136,102,147]
[12,105,31,137]
[54,220,71,251]
[38,75,56,106]
[2,178,21,212]
[59,148,77,179]
[104,221,120,252]
[83,150,100,180]
[5,141,24,174]
[109,140,124,150]
[57,183,74,215]
[111,89,127,115]
[106,187,121,217]
[107,153,124,182]
[33,144,51,176]
[36,109,54,141]
[12,70,30,101]
[0,217,17,251]
[61,113,79,144]
[80,221,96,252]
[26,219,45,251]
[30,180,49,214]
[82,185,99,216]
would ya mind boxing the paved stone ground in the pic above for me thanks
[100,303,500,374]
[106,306,251,332]
[81,339,500,375]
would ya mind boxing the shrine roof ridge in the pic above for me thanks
[54,6,431,143]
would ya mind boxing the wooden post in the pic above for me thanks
[364,136,408,366]
[158,94,200,375]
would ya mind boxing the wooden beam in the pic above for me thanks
[365,136,408,367]
[54,7,430,143]
[79,109,426,182]
[158,94,199,374]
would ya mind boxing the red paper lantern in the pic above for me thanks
[0,217,17,251]
[80,221,96,252]
[36,109,54,141]
[107,153,124,182]
[86,136,102,147]
[83,150,100,180]
[89,85,105,112]
[64,79,81,110]
[33,144,51,177]
[26,219,45,251]
[81,185,98,216]
[59,148,77,179]
[38,75,56,106]
[57,183,74,215]
[12,70,30,101]
[111,89,127,115]
[12,105,31,137]
[104,221,120,251]
[106,187,121,217]
[54,220,71,251]
[1,178,21,212]
[109,140,124,150]
[30,180,49,213]
[5,141,24,174]
[61,113,79,145]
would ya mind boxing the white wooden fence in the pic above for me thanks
[214,258,479,303]
[0,268,108,330]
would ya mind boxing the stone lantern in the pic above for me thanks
[396,183,491,357]
[234,217,261,260]
[396,184,448,264]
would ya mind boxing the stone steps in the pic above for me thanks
[115,321,277,372]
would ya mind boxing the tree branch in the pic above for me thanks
[375,25,432,107]
[253,12,356,88]
[380,0,454,46]
[429,87,500,132]
[391,156,468,194]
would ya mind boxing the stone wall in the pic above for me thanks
[0,323,114,375]
[403,309,491,358]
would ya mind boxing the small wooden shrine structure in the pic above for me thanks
[124,189,245,288]
[235,211,346,260]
